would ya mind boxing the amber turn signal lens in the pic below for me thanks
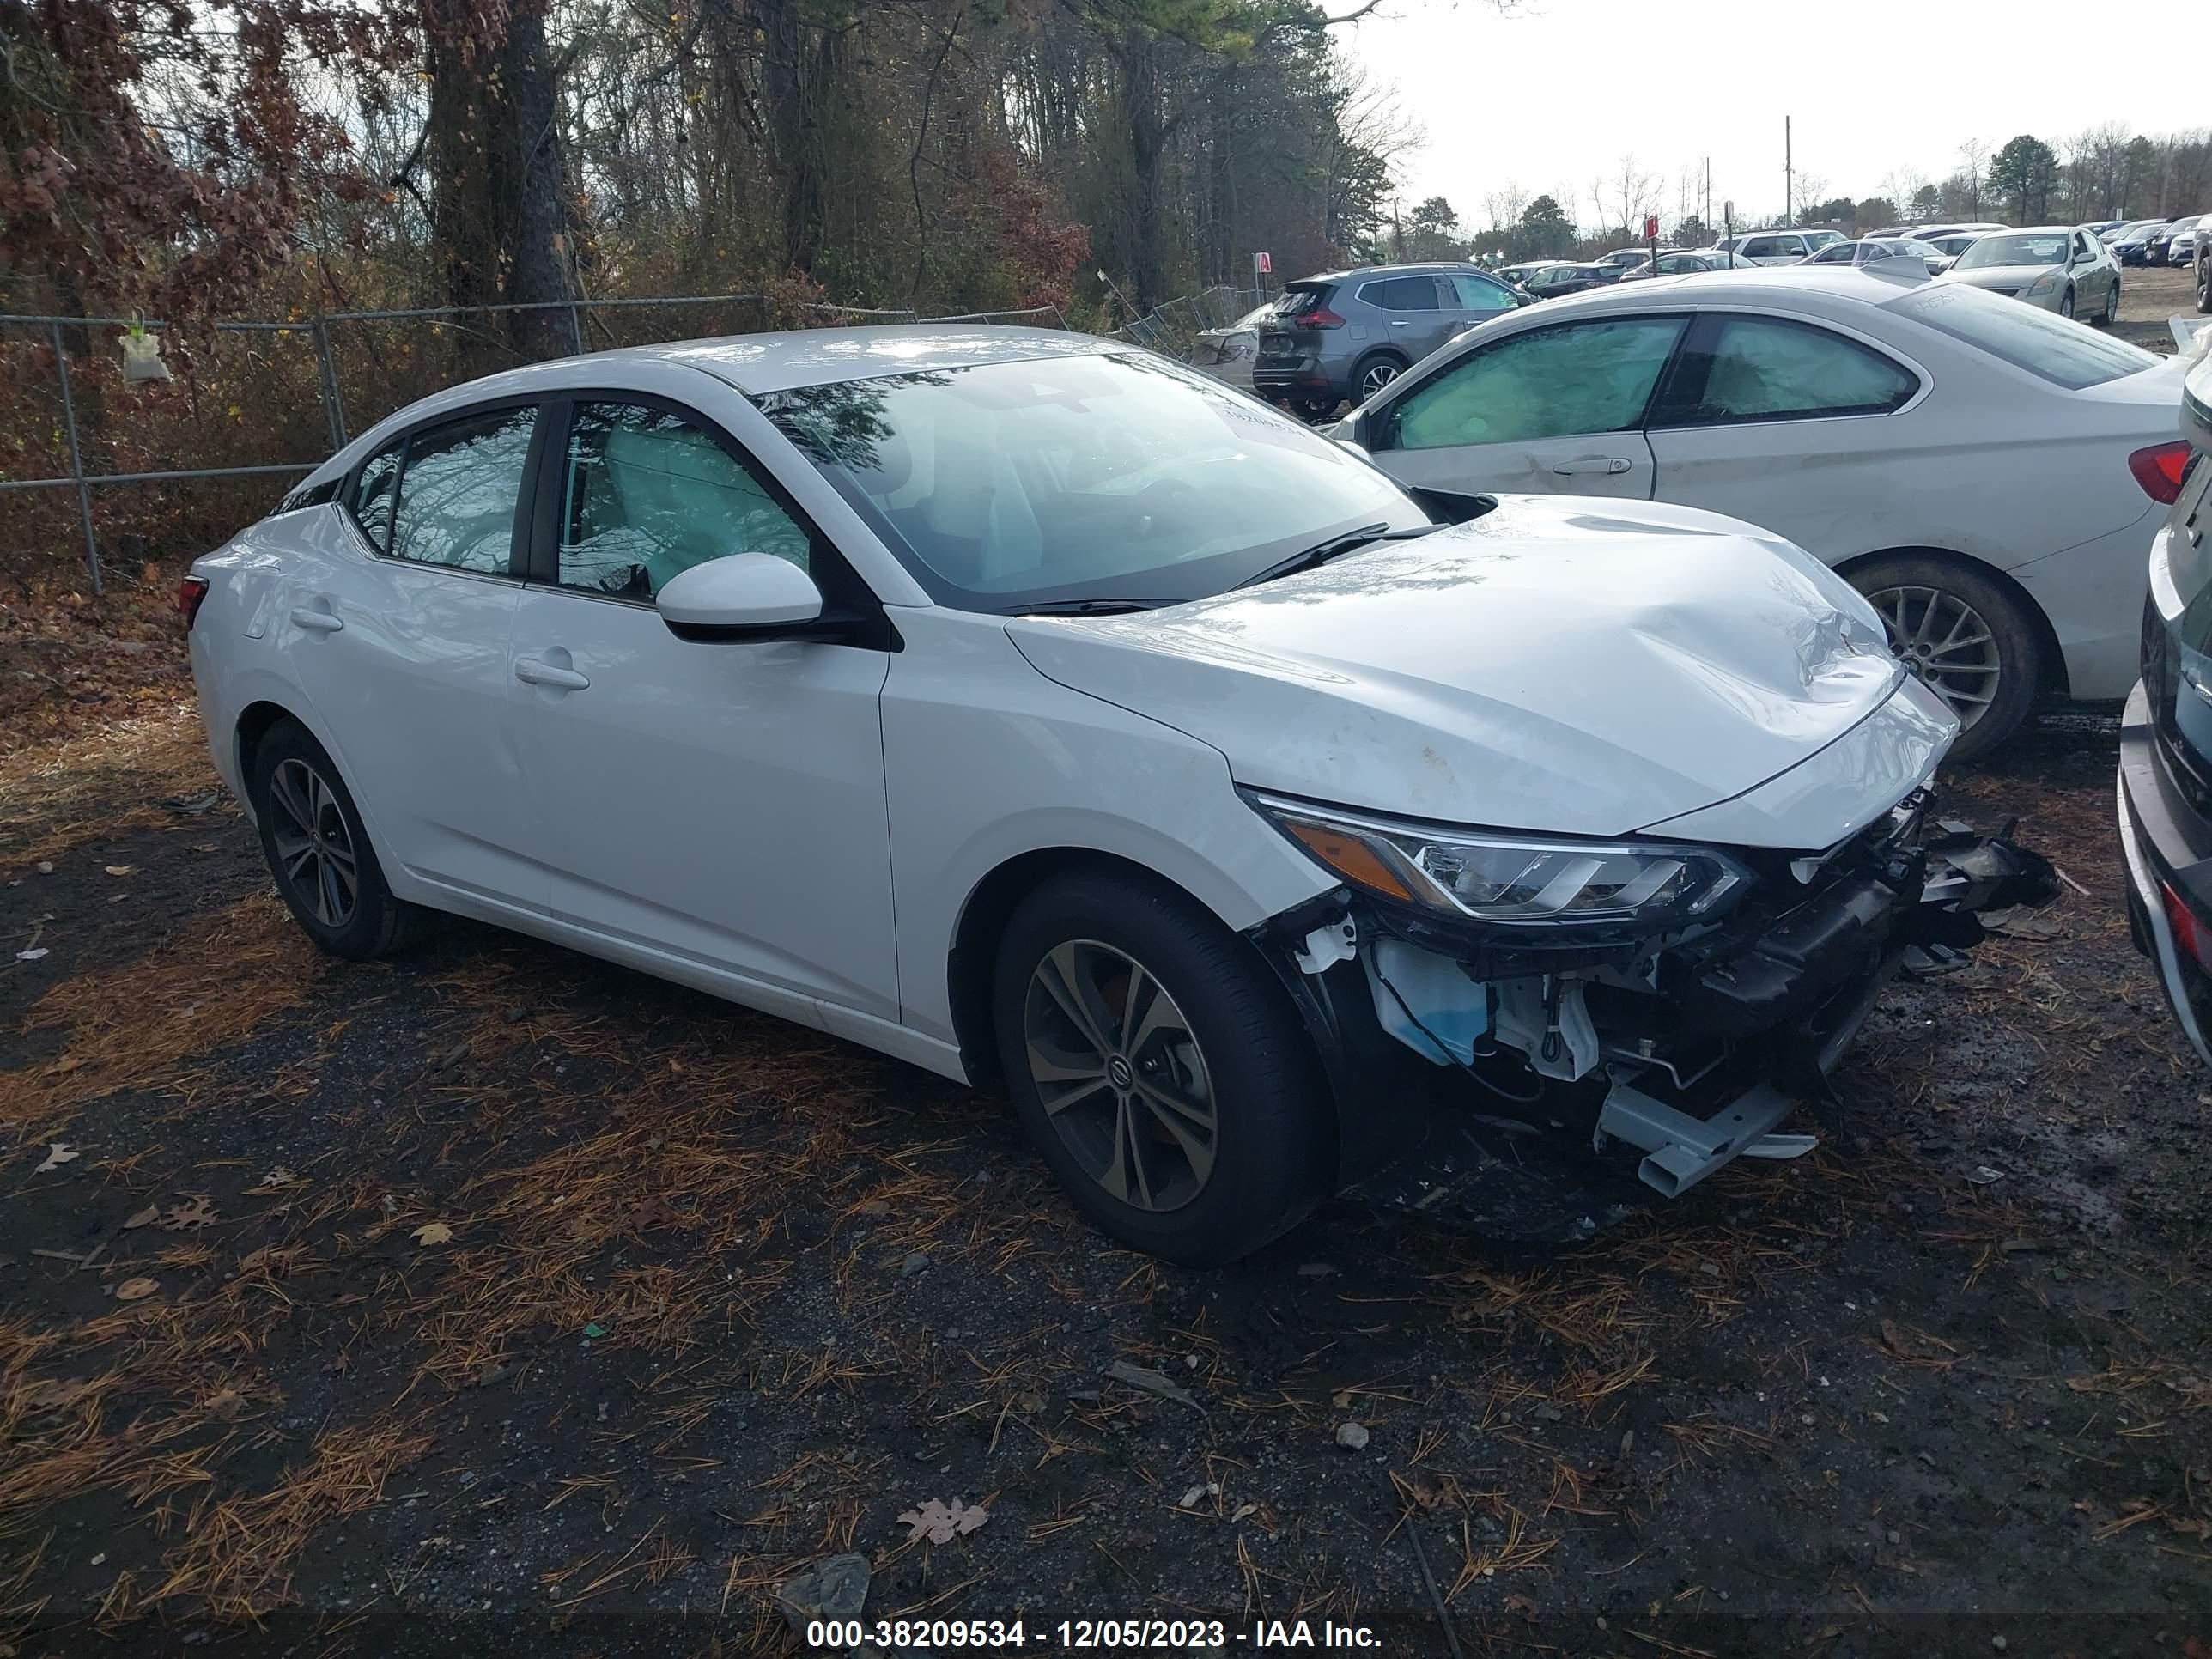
[1285,820,1416,902]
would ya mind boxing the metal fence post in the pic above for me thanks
[309,316,349,450]
[569,301,586,356]
[49,320,101,596]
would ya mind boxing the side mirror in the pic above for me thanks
[657,553,824,641]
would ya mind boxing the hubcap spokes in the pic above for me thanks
[1024,939,1218,1213]
[1361,364,1398,400]
[1868,584,2001,731]
[269,757,358,928]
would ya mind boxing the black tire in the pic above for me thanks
[1848,554,2042,763]
[1292,397,1339,423]
[249,716,432,959]
[2058,286,2075,320]
[2197,261,2209,315]
[1351,352,1407,406]
[2099,280,2120,327]
[991,872,1331,1266]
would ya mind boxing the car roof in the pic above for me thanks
[1295,262,1486,283]
[1510,264,1939,317]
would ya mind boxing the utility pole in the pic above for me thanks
[1784,116,1794,225]
[1704,157,1711,230]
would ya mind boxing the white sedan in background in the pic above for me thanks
[1334,265,2191,757]
[184,327,2029,1264]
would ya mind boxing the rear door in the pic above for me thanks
[1356,275,1457,361]
[1360,314,1684,500]
[281,403,547,911]
[1644,310,1923,560]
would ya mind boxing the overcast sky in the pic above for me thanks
[1338,0,2149,232]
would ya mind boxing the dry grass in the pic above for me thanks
[0,890,322,1139]
[0,702,218,865]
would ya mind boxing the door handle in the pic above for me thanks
[514,657,591,691]
[1550,457,1633,477]
[289,607,343,633]
[1388,318,1413,326]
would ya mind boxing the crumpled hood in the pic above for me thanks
[1006,495,1926,842]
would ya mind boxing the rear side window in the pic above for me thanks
[1381,317,1686,451]
[384,406,537,573]
[1890,285,2157,389]
[1358,276,1440,311]
[1654,315,1917,427]
[1743,237,1779,259]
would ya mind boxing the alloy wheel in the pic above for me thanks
[1358,361,1401,401]
[1867,584,2002,733]
[1022,939,1218,1213]
[2106,282,2121,324]
[268,757,359,928]
[2058,288,2075,319]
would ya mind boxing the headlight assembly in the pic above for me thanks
[2024,270,2061,296]
[1249,793,1753,928]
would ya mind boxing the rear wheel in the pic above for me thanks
[1352,353,1406,405]
[250,718,430,959]
[992,872,1331,1265]
[1850,555,2041,763]
[2197,260,2210,314]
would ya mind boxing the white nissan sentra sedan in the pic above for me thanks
[1331,267,2191,759]
[184,329,2039,1265]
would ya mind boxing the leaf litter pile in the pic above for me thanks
[2,690,2210,1655]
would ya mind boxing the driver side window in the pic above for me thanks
[1381,318,1687,452]
[557,401,811,601]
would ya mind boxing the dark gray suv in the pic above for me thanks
[1253,263,1524,417]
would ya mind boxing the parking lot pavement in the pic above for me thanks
[3,696,2210,1656]
[2114,264,2201,355]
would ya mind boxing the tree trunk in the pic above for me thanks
[760,0,840,275]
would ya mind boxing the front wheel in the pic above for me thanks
[992,872,1331,1265]
[2100,280,2121,327]
[2197,262,2210,315]
[2057,286,2076,320]
[1850,556,2041,763]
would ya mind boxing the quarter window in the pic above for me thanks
[1654,315,1917,427]
[382,406,536,573]
[557,401,811,600]
[349,444,402,552]
[1381,318,1687,451]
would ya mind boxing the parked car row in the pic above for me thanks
[1252,262,1525,414]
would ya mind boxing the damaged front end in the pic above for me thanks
[1245,790,2055,1243]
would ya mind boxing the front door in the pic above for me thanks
[509,396,900,1019]
[280,403,546,911]
[1363,315,1685,501]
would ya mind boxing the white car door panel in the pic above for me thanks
[1361,313,1685,503]
[511,395,900,1018]
[283,406,546,912]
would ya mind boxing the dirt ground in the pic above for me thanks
[5,403,2212,1656]
[2112,265,2203,354]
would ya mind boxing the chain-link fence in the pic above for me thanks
[1106,285,1270,356]
[0,296,1066,592]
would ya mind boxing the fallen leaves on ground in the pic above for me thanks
[163,1198,217,1231]
[411,1222,453,1247]
[897,1498,988,1543]
[113,1277,158,1301]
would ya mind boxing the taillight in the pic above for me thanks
[177,575,209,629]
[2130,441,2193,504]
[2162,879,2212,973]
[1292,307,1346,330]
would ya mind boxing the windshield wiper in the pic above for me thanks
[1233,522,1442,591]
[1011,598,1166,617]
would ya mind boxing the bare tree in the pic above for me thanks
[1611,154,1656,241]
[1957,138,1988,218]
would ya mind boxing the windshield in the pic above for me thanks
[757,351,1426,612]
[1957,232,2068,268]
[1891,283,2158,389]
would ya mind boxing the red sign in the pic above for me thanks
[1256,252,1273,274]
[1644,215,1660,241]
